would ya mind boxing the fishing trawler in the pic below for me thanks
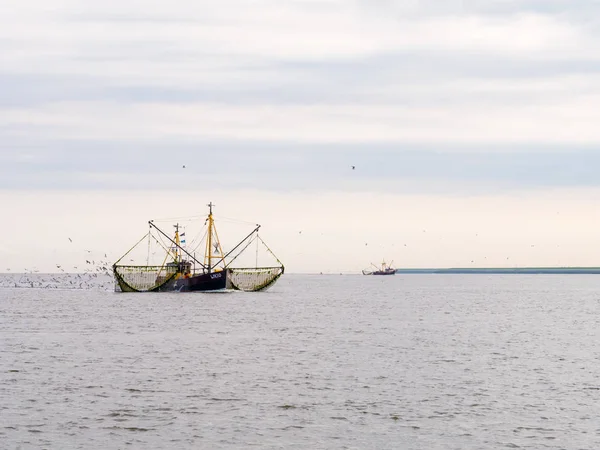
[362,260,396,276]
[112,202,284,292]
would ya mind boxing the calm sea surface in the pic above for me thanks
[2,274,600,449]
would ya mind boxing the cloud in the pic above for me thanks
[2,0,600,194]
[3,89,600,146]
[3,0,600,271]
[1,135,599,194]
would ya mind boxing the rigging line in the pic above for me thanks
[149,221,206,269]
[225,234,258,268]
[217,216,261,226]
[150,232,172,255]
[114,232,149,266]
[190,225,208,245]
[139,213,259,225]
[151,214,207,222]
[152,230,173,255]
[211,218,225,263]
[258,236,284,268]
[157,247,172,277]
[188,228,208,256]
[147,230,151,266]
[216,225,260,268]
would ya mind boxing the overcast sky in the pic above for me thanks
[2,0,600,273]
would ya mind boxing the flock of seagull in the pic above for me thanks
[0,272,114,291]
[0,237,115,291]
[2,167,359,291]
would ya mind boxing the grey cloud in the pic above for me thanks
[361,0,600,17]
[66,13,205,25]
[2,0,600,195]
[2,137,600,192]
[3,50,600,112]
[0,74,103,108]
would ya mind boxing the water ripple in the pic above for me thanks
[2,274,600,449]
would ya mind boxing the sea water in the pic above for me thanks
[2,274,600,449]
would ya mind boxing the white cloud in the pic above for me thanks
[1,0,600,193]
[1,1,593,79]
[3,88,600,145]
[3,1,600,272]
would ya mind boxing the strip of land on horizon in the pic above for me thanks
[395,267,600,274]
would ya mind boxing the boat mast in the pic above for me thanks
[206,202,214,273]
[174,223,181,262]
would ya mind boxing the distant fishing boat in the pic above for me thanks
[362,260,396,276]
[112,202,284,292]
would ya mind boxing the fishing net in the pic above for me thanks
[113,265,179,292]
[228,267,284,292]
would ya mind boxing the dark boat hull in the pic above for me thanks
[372,269,396,275]
[174,269,228,292]
[363,268,396,275]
